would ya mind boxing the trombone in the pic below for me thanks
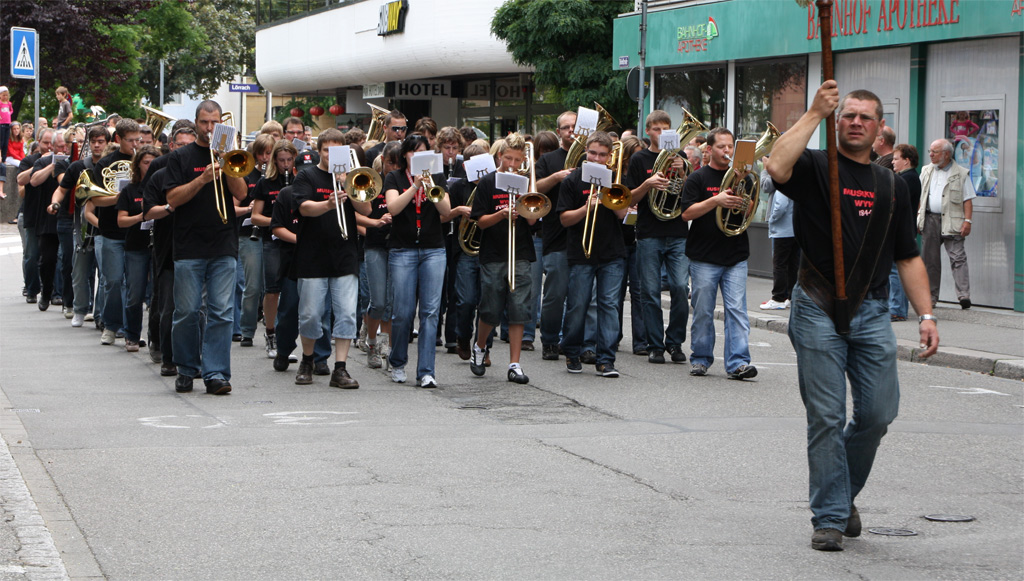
[333,168,350,240]
[508,142,551,290]
[582,142,630,259]
[208,112,256,224]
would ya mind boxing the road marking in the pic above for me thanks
[264,411,359,425]
[750,341,772,347]
[930,385,1011,397]
[0,437,70,580]
[138,415,225,429]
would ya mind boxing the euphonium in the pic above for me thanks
[715,122,781,237]
[648,107,707,221]
[344,148,383,203]
[457,184,481,256]
[564,102,618,170]
[366,104,390,143]
[603,141,632,211]
[141,102,176,138]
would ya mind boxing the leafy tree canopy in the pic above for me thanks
[492,0,635,129]
[1,0,255,123]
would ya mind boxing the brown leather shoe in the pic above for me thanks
[295,361,313,385]
[329,367,359,389]
[457,338,472,361]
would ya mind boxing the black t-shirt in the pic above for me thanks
[776,150,919,294]
[295,149,319,169]
[363,187,392,249]
[535,148,570,254]
[116,182,149,252]
[448,178,481,255]
[236,168,261,237]
[31,155,62,234]
[291,165,359,278]
[19,154,42,229]
[556,169,626,265]
[898,169,922,215]
[625,148,688,239]
[51,157,74,222]
[365,142,386,166]
[94,150,133,241]
[142,169,173,273]
[253,174,287,242]
[58,158,89,220]
[163,142,238,261]
[142,154,169,189]
[681,165,749,266]
[470,172,537,265]
[382,169,446,249]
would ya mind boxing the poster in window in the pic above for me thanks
[944,109,998,198]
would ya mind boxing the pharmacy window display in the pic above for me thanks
[945,109,999,198]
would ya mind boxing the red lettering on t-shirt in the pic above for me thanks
[707,186,721,196]
[495,191,510,210]
[842,188,874,199]
[193,167,207,173]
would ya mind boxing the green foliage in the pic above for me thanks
[492,0,635,127]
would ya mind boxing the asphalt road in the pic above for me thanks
[1,234,1021,580]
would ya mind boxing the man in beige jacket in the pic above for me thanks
[917,139,973,309]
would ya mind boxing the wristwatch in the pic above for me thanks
[164,204,173,213]
[964,219,972,224]
[919,314,938,324]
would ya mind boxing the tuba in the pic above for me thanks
[564,102,618,170]
[141,102,176,138]
[366,104,390,143]
[715,122,781,237]
[344,148,383,203]
[648,107,707,220]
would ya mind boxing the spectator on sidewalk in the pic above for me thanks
[889,144,922,321]
[872,126,895,170]
[760,157,799,310]
[917,139,973,309]
[54,87,73,130]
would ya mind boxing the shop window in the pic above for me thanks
[735,57,807,141]
[655,67,726,131]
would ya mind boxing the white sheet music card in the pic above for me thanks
[292,138,307,152]
[463,153,496,182]
[410,151,441,175]
[574,106,599,137]
[659,129,680,151]
[328,145,351,174]
[495,172,529,197]
[581,161,612,189]
[210,123,236,154]
[116,178,131,194]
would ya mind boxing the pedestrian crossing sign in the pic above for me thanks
[10,27,37,79]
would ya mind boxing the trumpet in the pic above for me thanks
[420,170,446,203]
[508,142,551,290]
[582,142,630,259]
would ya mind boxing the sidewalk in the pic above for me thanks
[701,275,1024,380]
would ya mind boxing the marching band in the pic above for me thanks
[20,100,770,394]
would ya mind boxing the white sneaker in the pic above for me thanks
[71,312,85,327]
[265,332,277,359]
[391,366,407,383]
[783,299,791,308]
[760,299,788,310]
[63,306,73,319]
[84,313,94,322]
[100,328,116,345]
[288,353,299,363]
[419,374,437,388]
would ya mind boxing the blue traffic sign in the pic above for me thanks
[229,83,261,93]
[10,27,37,80]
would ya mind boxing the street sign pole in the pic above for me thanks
[10,27,40,136]
[34,35,39,136]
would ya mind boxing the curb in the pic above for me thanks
[706,305,1024,381]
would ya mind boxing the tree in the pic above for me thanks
[0,0,148,122]
[492,0,634,128]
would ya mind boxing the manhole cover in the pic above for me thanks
[868,528,917,536]
[924,514,975,522]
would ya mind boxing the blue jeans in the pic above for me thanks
[364,247,392,321]
[99,237,126,333]
[233,236,264,339]
[540,250,568,346]
[619,244,648,352]
[72,230,97,316]
[637,237,690,352]
[92,236,107,322]
[888,264,908,319]
[173,256,236,381]
[21,223,40,297]
[298,275,358,340]
[560,259,625,365]
[689,259,750,373]
[788,284,899,531]
[276,275,332,363]
[454,253,492,346]
[124,249,150,342]
[388,247,445,381]
[523,237,544,341]
[56,221,75,307]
